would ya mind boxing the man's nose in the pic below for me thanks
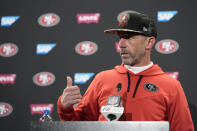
[119,38,127,48]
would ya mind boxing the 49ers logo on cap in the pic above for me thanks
[0,43,18,57]
[0,103,13,117]
[155,39,179,54]
[118,13,130,26]
[75,41,98,55]
[33,72,55,86]
[117,11,131,26]
[38,13,60,27]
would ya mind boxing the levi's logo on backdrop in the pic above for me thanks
[36,43,56,55]
[166,72,179,79]
[77,13,101,24]
[157,11,178,22]
[0,43,19,57]
[155,39,179,54]
[33,72,55,86]
[75,41,98,55]
[38,13,60,27]
[74,73,95,84]
[0,102,13,117]
[0,74,16,84]
[30,104,54,114]
[1,16,20,27]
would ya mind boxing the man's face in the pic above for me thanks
[118,32,147,66]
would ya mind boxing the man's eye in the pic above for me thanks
[119,35,131,39]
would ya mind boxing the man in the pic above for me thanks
[57,10,194,131]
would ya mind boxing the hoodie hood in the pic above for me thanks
[114,64,165,76]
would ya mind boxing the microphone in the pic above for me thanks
[116,83,122,93]
[101,83,124,121]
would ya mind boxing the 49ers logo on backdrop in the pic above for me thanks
[30,104,54,114]
[75,41,98,55]
[0,103,13,117]
[155,39,179,54]
[38,13,60,27]
[0,43,18,57]
[33,72,55,86]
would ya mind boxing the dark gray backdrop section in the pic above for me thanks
[0,0,196,131]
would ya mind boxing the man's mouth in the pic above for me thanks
[120,51,129,57]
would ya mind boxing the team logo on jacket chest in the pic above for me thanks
[144,83,158,92]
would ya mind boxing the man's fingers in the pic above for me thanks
[69,94,82,100]
[61,76,82,108]
[61,94,81,103]
[67,76,73,87]
[67,90,81,96]
[65,86,79,91]
[63,86,79,94]
[62,97,82,108]
[69,99,82,105]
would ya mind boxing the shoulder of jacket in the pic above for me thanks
[159,73,180,85]
[159,74,183,96]
[96,68,118,78]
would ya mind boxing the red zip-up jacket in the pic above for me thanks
[57,64,194,131]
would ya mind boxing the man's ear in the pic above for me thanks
[146,37,156,49]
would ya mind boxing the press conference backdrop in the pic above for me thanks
[0,0,196,130]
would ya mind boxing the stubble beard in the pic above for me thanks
[121,52,136,66]
[121,51,146,66]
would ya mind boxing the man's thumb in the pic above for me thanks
[67,76,73,87]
